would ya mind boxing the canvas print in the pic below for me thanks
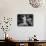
[17,14,33,26]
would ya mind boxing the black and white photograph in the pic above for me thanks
[17,14,33,26]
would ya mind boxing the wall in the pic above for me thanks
[0,0,46,40]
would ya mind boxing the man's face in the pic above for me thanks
[26,15,33,26]
[27,18,32,25]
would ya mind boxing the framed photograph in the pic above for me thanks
[17,14,33,26]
